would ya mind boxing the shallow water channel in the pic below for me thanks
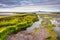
[27,15,60,37]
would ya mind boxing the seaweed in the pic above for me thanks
[0,14,38,40]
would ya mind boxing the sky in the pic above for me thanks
[0,0,60,12]
[0,0,60,8]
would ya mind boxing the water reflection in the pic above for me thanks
[27,15,42,33]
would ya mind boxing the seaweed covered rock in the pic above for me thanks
[6,18,57,40]
[0,14,38,40]
[40,18,57,40]
[32,28,57,40]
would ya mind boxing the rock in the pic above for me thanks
[6,28,57,40]
[6,30,33,40]
[32,28,50,40]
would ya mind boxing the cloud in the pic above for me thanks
[0,0,34,8]
[20,0,34,6]
[30,0,60,5]
[0,5,60,12]
[0,0,60,8]
[0,0,22,8]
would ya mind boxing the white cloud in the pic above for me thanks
[0,0,60,8]
[0,5,60,12]
[20,0,34,6]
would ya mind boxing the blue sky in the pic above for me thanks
[0,0,60,8]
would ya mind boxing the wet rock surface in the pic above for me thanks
[32,28,50,40]
[6,31,33,40]
[6,28,57,40]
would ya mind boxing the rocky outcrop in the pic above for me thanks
[6,28,57,40]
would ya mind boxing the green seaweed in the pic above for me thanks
[0,14,38,40]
